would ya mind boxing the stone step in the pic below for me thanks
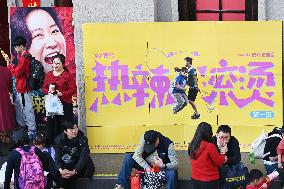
[76,176,281,189]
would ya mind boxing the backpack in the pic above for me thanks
[251,131,282,159]
[24,54,45,90]
[16,146,46,189]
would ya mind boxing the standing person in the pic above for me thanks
[6,36,36,139]
[55,120,95,189]
[42,54,76,145]
[171,67,188,114]
[189,122,227,189]
[212,125,241,187]
[115,130,179,189]
[184,57,200,119]
[0,60,16,143]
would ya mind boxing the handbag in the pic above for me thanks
[223,162,249,189]
[45,94,64,117]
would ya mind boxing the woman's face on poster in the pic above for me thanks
[26,9,66,73]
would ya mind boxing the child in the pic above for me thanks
[171,67,188,114]
[246,169,268,189]
[33,132,56,161]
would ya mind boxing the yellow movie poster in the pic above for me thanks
[83,21,282,153]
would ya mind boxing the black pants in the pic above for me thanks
[192,179,220,189]
[47,101,73,145]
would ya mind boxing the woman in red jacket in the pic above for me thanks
[189,122,228,189]
[42,54,76,145]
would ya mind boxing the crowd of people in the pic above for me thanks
[0,34,94,189]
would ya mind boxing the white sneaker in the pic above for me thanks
[114,184,125,189]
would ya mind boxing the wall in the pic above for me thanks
[72,0,155,132]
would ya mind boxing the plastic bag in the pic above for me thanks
[45,94,64,117]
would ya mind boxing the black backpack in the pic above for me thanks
[24,54,45,90]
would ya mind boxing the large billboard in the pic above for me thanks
[10,7,76,126]
[83,21,282,153]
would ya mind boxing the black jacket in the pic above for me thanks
[55,130,95,177]
[263,127,282,161]
[212,136,241,165]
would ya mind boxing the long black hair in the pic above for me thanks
[188,122,213,159]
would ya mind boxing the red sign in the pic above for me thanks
[22,0,40,7]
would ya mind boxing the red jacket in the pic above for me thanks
[8,51,31,93]
[190,140,226,181]
[277,139,284,162]
[42,70,76,103]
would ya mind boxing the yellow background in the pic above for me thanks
[83,21,282,153]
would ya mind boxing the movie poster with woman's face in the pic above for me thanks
[10,7,76,126]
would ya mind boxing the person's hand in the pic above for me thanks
[219,144,228,154]
[145,166,151,172]
[197,87,201,93]
[59,168,68,177]
[56,90,62,96]
[224,156,228,163]
[278,162,283,169]
[154,158,165,168]
[269,156,278,162]
[63,170,76,178]
[48,85,55,94]
[261,183,268,188]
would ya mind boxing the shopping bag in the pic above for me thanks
[223,162,249,189]
[45,94,64,117]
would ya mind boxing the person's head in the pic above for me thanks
[144,130,160,153]
[249,169,263,186]
[216,125,231,145]
[63,119,79,139]
[12,130,30,148]
[11,8,66,72]
[189,122,213,159]
[12,36,27,55]
[180,67,188,77]
[52,53,66,72]
[184,57,193,68]
[33,131,47,150]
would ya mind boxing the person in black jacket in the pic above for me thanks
[55,120,95,189]
[212,125,241,187]
[263,127,283,174]
[4,130,54,189]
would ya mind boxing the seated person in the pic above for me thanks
[114,130,179,189]
[246,169,268,189]
[55,120,95,189]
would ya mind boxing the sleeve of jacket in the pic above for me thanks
[277,139,284,155]
[9,55,29,78]
[42,72,50,95]
[165,143,178,169]
[133,137,149,169]
[55,137,64,169]
[61,73,76,98]
[227,137,241,165]
[207,143,226,166]
[75,136,91,174]
[4,150,18,189]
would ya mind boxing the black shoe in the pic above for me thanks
[191,113,200,119]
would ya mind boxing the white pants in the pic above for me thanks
[15,92,36,131]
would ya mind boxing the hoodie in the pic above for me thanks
[190,140,226,181]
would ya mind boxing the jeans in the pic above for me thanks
[172,93,188,113]
[117,154,178,189]
[264,163,278,175]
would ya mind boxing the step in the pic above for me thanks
[75,176,281,189]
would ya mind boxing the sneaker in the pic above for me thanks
[114,184,124,189]
[191,113,200,119]
[28,130,36,140]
